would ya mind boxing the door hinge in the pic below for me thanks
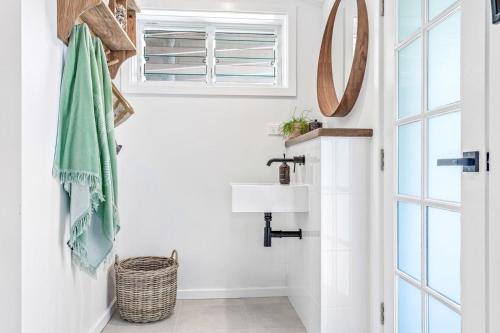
[380,302,385,325]
[380,149,385,171]
[487,152,490,172]
[380,0,385,16]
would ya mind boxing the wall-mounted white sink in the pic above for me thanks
[231,183,309,213]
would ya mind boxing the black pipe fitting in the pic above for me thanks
[263,212,302,247]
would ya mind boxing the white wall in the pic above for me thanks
[0,1,22,332]
[116,0,323,298]
[321,1,383,332]
[21,0,114,332]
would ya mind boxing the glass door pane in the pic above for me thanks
[428,11,461,110]
[398,39,422,119]
[427,207,461,303]
[428,297,461,333]
[398,0,422,41]
[395,1,462,332]
[397,202,421,280]
[398,278,422,333]
[398,122,422,196]
[428,112,461,202]
[429,0,457,19]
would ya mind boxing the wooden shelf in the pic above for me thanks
[58,0,135,51]
[80,2,135,50]
[58,0,140,79]
[285,128,373,147]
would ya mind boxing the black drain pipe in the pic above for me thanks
[263,212,302,247]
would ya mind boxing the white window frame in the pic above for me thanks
[120,7,297,97]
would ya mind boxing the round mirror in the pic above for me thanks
[317,0,369,117]
[332,0,358,97]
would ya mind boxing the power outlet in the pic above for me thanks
[268,123,282,136]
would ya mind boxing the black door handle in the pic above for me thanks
[437,151,479,172]
[437,158,475,166]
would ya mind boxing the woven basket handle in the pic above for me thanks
[170,249,178,264]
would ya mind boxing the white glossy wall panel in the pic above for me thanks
[287,139,322,333]
[286,136,371,333]
[320,137,370,333]
[321,0,383,331]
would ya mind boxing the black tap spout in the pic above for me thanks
[266,158,293,166]
[266,155,306,166]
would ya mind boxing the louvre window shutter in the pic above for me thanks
[144,30,208,82]
[214,31,278,84]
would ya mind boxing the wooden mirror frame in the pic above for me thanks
[317,0,369,117]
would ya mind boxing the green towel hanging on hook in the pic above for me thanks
[53,23,119,274]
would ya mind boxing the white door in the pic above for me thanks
[488,8,500,333]
[383,0,489,332]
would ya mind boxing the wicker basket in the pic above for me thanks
[114,250,179,323]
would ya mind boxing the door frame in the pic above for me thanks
[382,0,489,332]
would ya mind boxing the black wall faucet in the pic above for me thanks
[266,155,306,167]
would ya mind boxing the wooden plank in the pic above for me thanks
[107,9,137,78]
[80,1,135,50]
[127,8,137,47]
[58,0,138,78]
[285,128,373,147]
[107,58,120,66]
[57,0,101,43]
[112,83,135,127]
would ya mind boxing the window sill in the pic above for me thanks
[120,83,297,97]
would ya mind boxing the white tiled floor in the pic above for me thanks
[102,297,306,333]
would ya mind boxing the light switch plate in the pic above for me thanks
[268,123,282,136]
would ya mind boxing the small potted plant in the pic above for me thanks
[280,111,310,139]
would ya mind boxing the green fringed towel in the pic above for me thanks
[53,24,119,273]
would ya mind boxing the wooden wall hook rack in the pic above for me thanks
[57,0,140,79]
[57,0,139,127]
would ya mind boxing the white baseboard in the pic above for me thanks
[89,301,115,333]
[177,287,288,299]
